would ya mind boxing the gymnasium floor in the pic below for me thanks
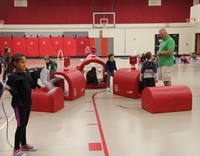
[0,57,200,156]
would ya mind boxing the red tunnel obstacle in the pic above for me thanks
[77,54,107,89]
[113,68,144,98]
[142,85,192,113]
[51,69,85,100]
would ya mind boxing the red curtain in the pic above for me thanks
[39,37,54,56]
[51,37,64,57]
[64,37,77,56]
[26,37,39,57]
[76,37,89,56]
[13,37,26,55]
[0,37,13,56]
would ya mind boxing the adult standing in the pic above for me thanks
[157,29,175,86]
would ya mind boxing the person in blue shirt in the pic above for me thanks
[105,53,117,92]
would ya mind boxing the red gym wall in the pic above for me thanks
[0,0,193,24]
[0,37,113,57]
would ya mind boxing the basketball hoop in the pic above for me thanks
[0,20,4,28]
[186,18,196,23]
[100,18,108,28]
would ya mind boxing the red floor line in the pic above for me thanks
[92,90,109,156]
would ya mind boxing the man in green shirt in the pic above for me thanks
[157,29,175,86]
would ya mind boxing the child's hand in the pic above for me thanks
[4,85,11,91]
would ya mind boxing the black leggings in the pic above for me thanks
[143,78,155,88]
[14,106,31,150]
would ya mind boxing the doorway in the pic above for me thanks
[155,34,179,54]
[195,33,200,53]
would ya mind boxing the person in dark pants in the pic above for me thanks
[0,82,3,120]
[5,53,37,156]
[0,57,4,75]
[105,53,117,92]
[140,51,157,88]
[29,67,62,90]
[86,67,98,84]
[28,67,43,88]
[2,47,11,83]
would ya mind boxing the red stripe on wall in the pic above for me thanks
[38,37,54,56]
[13,38,26,55]
[76,37,89,56]
[64,37,77,56]
[101,38,108,56]
[0,37,13,56]
[51,37,64,57]
[89,38,95,49]
[26,37,39,57]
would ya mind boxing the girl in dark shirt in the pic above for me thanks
[6,53,37,156]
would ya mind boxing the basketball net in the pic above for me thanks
[102,22,106,28]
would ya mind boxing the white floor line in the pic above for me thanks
[0,113,15,130]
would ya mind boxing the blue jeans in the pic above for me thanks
[107,71,114,88]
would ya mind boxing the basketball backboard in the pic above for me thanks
[93,12,115,28]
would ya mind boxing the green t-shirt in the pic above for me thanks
[158,35,175,66]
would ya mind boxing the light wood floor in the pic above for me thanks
[0,57,200,156]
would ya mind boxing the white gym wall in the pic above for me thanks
[1,23,194,56]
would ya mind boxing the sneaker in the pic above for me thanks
[13,149,26,156]
[106,87,110,92]
[21,144,37,151]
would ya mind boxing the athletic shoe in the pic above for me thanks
[21,144,37,151]
[13,149,26,156]
[106,87,110,92]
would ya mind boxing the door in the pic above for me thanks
[195,33,200,53]
[155,34,179,54]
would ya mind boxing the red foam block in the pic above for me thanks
[31,87,64,113]
[142,85,192,113]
